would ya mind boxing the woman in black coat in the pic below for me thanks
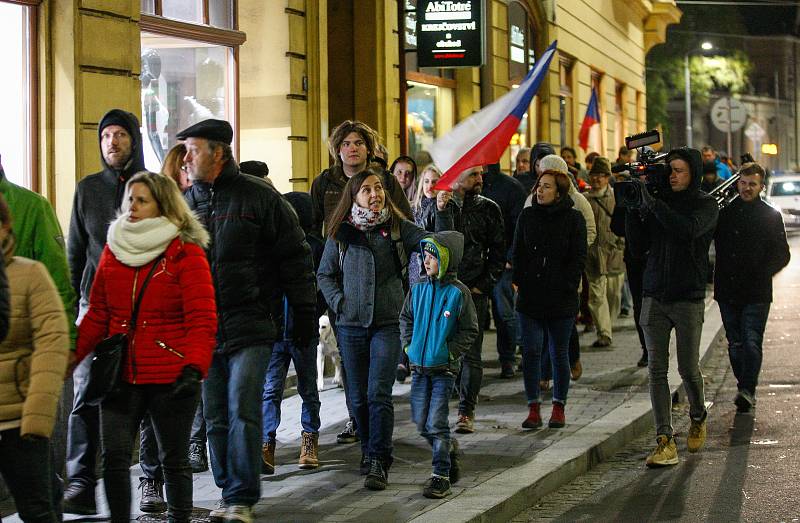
[512,170,587,430]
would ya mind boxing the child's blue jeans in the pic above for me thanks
[410,370,456,477]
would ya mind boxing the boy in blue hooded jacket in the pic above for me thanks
[399,230,479,499]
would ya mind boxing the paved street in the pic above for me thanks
[513,235,800,523]
[6,271,724,523]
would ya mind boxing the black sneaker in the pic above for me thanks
[359,454,370,475]
[637,352,648,368]
[189,442,209,473]
[63,481,97,515]
[138,478,167,513]
[395,363,409,383]
[336,419,359,444]
[449,440,461,485]
[735,390,755,413]
[423,475,452,499]
[500,362,515,379]
[364,458,388,490]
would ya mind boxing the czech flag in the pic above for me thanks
[578,88,600,152]
[429,40,558,190]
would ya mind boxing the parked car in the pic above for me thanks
[766,173,800,228]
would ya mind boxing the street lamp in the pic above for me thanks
[684,41,713,148]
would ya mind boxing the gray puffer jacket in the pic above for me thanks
[318,211,453,328]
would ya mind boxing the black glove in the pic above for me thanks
[291,307,317,347]
[172,366,202,399]
[632,178,656,211]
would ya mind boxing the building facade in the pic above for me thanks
[1,0,680,228]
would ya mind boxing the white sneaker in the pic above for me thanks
[209,499,227,522]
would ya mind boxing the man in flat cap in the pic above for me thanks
[181,119,317,523]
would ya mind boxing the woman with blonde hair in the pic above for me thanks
[75,171,216,523]
[0,193,69,521]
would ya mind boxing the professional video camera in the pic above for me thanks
[612,130,669,208]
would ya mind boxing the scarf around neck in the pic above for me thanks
[107,213,179,267]
[349,203,391,231]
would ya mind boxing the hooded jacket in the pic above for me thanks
[184,160,317,353]
[399,231,479,373]
[626,147,719,302]
[585,185,625,277]
[512,196,587,319]
[0,243,69,438]
[515,142,554,194]
[76,216,216,384]
[1,169,76,346]
[714,196,790,304]
[68,110,146,315]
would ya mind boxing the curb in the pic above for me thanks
[412,299,724,523]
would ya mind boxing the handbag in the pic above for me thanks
[83,255,164,406]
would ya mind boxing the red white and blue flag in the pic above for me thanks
[429,40,558,190]
[578,88,600,152]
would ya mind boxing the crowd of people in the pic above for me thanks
[0,109,790,522]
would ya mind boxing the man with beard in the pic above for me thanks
[451,167,505,434]
[65,110,167,515]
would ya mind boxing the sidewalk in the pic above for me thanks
[54,299,722,523]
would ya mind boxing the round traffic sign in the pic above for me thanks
[711,97,747,133]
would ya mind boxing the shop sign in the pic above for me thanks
[416,0,484,68]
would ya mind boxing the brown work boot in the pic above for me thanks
[261,440,276,475]
[298,431,319,469]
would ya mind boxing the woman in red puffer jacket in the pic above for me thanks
[75,171,216,523]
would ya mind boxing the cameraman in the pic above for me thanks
[626,147,718,467]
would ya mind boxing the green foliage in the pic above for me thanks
[645,4,753,142]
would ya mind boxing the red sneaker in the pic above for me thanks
[549,402,565,428]
[521,403,542,429]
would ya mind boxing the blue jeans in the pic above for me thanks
[518,313,574,404]
[337,324,401,464]
[492,269,518,365]
[718,301,770,397]
[0,428,61,522]
[262,339,322,441]
[203,345,271,506]
[410,371,456,477]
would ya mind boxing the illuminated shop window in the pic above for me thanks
[508,1,537,164]
[140,0,241,171]
[0,1,36,189]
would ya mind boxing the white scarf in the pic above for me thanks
[107,213,180,267]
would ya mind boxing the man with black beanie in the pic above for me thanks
[626,147,718,468]
[65,109,170,515]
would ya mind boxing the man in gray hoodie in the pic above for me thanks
[65,110,167,515]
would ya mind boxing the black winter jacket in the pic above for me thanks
[184,160,317,353]
[512,197,587,319]
[714,197,790,304]
[310,164,412,236]
[482,168,527,261]
[0,251,8,342]
[454,193,506,295]
[68,109,146,312]
[626,147,719,303]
